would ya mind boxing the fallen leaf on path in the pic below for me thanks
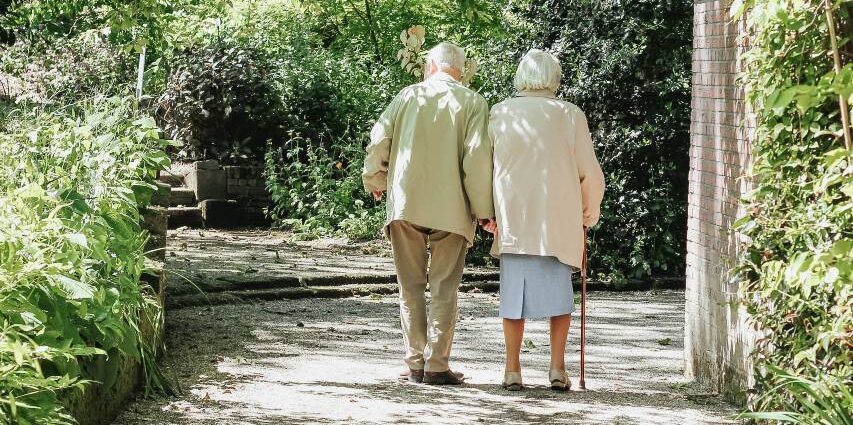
[657,338,672,346]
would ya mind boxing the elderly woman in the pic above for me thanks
[483,49,605,391]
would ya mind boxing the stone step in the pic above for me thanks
[170,187,196,207]
[167,206,203,229]
[151,182,172,208]
[166,281,501,309]
[162,272,685,309]
[159,173,186,187]
[165,270,502,297]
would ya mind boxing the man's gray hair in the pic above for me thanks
[513,49,562,93]
[426,42,466,73]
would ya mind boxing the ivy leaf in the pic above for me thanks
[768,87,796,115]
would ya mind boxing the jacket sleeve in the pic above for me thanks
[362,93,403,193]
[462,96,495,219]
[574,111,605,227]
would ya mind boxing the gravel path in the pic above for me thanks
[114,290,739,424]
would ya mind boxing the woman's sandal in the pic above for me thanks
[549,369,571,391]
[502,371,524,391]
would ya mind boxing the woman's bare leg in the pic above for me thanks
[503,318,525,372]
[549,314,571,371]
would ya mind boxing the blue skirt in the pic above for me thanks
[499,254,574,319]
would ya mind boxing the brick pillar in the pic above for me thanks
[686,0,754,403]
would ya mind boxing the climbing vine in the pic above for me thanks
[733,0,852,422]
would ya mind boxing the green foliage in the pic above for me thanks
[521,0,693,280]
[0,0,173,51]
[0,30,135,103]
[739,364,853,424]
[265,132,384,241]
[156,37,285,164]
[257,0,512,244]
[255,0,692,278]
[0,97,172,424]
[2,0,693,281]
[733,0,852,422]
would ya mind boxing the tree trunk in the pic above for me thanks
[363,0,382,64]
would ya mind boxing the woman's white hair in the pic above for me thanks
[426,42,466,73]
[513,49,562,93]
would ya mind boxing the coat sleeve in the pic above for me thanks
[574,111,605,227]
[462,96,495,219]
[362,93,403,193]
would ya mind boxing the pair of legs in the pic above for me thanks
[388,220,467,374]
[503,314,571,373]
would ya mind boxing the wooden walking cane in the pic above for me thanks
[579,227,588,390]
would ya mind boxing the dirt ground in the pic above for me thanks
[114,290,739,424]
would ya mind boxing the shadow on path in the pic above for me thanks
[115,291,738,424]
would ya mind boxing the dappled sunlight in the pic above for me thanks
[116,291,739,424]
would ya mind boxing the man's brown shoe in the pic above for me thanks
[423,370,465,385]
[399,369,424,383]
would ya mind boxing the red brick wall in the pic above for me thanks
[685,0,753,403]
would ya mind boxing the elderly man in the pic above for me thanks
[362,42,494,385]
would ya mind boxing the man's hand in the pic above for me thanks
[478,218,497,234]
[372,191,384,201]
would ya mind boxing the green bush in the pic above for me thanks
[246,1,693,280]
[0,97,172,424]
[265,131,384,241]
[156,37,285,164]
[0,31,136,103]
[733,0,852,422]
[520,0,693,280]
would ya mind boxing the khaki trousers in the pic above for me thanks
[388,220,467,372]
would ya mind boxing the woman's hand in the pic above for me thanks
[479,218,497,234]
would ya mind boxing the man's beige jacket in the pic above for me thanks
[362,72,494,243]
[488,90,605,269]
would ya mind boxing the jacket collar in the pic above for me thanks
[517,89,557,99]
[429,71,460,83]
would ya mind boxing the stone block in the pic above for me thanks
[170,187,196,207]
[144,234,167,261]
[140,262,166,304]
[158,173,185,187]
[228,186,250,198]
[167,206,204,229]
[61,350,141,425]
[185,168,227,201]
[151,182,172,208]
[249,186,270,199]
[141,206,168,237]
[199,199,240,228]
[193,159,221,170]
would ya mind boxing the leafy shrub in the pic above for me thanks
[520,0,692,281]
[0,97,172,424]
[733,1,852,422]
[264,131,384,241]
[0,30,136,103]
[156,38,285,164]
[221,1,691,280]
[0,0,172,50]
